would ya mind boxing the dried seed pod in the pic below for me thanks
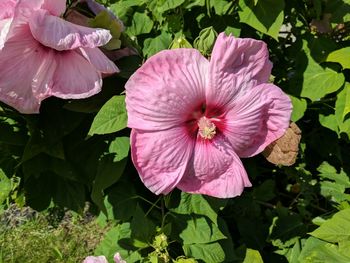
[263,122,301,166]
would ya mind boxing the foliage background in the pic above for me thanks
[1,0,350,262]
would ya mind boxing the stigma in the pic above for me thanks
[198,116,216,140]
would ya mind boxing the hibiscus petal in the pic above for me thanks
[131,128,195,195]
[0,0,16,19]
[29,9,112,51]
[0,18,12,49]
[79,47,119,74]
[51,50,102,99]
[0,31,55,113]
[207,33,272,108]
[223,83,292,158]
[126,49,208,131]
[41,0,66,16]
[177,135,251,198]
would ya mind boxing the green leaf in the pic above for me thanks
[300,48,345,101]
[143,31,173,58]
[319,181,350,203]
[126,12,154,36]
[88,95,127,136]
[325,0,350,23]
[91,158,127,214]
[109,0,144,22]
[326,47,350,69]
[269,214,307,241]
[317,162,350,187]
[319,114,338,134]
[183,242,225,263]
[158,0,186,12]
[170,35,193,49]
[298,237,350,263]
[109,136,130,161]
[336,86,350,137]
[290,96,307,122]
[224,26,241,37]
[252,179,276,202]
[169,192,227,224]
[131,205,156,243]
[179,216,227,244]
[25,173,85,211]
[210,0,232,15]
[89,10,123,49]
[95,222,142,263]
[242,249,264,263]
[310,208,350,243]
[0,169,11,204]
[102,181,138,221]
[238,0,285,40]
[336,83,350,122]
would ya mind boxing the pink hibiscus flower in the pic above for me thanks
[82,253,125,263]
[125,33,292,198]
[0,0,118,114]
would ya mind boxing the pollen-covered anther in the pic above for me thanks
[198,116,216,139]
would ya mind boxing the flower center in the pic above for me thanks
[198,116,216,140]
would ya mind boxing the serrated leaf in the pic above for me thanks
[143,31,172,58]
[242,249,264,263]
[290,96,307,122]
[310,208,350,243]
[326,47,350,69]
[239,0,285,40]
[88,95,127,136]
[183,242,225,263]
[298,236,350,263]
[301,56,345,101]
[126,12,154,36]
[169,192,227,224]
[179,216,227,244]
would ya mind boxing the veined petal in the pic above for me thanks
[177,135,251,198]
[29,9,112,51]
[0,0,17,19]
[79,47,119,74]
[0,30,55,113]
[41,0,66,16]
[131,128,195,195]
[126,49,208,131]
[223,83,292,158]
[208,33,272,108]
[51,50,102,99]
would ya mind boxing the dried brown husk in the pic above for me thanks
[262,122,301,166]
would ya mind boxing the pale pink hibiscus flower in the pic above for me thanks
[82,253,125,263]
[125,33,292,198]
[0,0,118,114]
[83,256,108,263]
